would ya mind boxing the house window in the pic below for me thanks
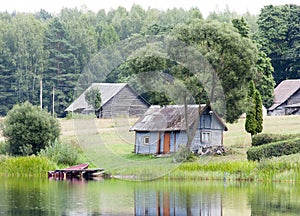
[201,132,211,143]
[143,136,150,145]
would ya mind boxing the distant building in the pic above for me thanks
[130,104,227,154]
[268,79,300,115]
[65,83,150,118]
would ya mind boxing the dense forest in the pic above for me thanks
[0,4,299,122]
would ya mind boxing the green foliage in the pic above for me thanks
[257,4,300,84]
[254,50,275,108]
[39,141,80,166]
[231,16,275,108]
[245,81,263,136]
[247,138,300,161]
[245,81,258,136]
[252,133,300,146]
[3,102,60,155]
[0,141,9,155]
[254,90,263,134]
[174,20,258,123]
[232,17,249,38]
[173,145,197,162]
[85,87,102,111]
[207,8,258,34]
[0,155,57,176]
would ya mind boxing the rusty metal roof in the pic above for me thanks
[130,104,206,132]
[269,79,300,111]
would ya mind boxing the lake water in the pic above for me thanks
[0,176,300,216]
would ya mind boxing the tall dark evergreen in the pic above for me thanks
[245,81,263,137]
[258,4,300,84]
[0,40,15,115]
[232,17,275,108]
[245,81,256,136]
[44,18,79,116]
[254,89,263,134]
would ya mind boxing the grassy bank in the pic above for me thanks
[1,115,300,181]
[0,155,57,177]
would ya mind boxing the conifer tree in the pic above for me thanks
[245,81,256,136]
[254,89,263,134]
[245,81,263,136]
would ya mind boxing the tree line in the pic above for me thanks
[0,4,298,121]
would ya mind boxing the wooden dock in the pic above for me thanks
[48,163,105,180]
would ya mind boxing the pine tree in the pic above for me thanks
[245,81,263,137]
[44,18,79,116]
[245,81,256,136]
[254,89,263,134]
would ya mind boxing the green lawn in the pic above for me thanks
[58,115,300,181]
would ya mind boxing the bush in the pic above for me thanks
[0,141,9,155]
[39,141,80,166]
[3,102,60,155]
[252,133,300,146]
[247,138,300,161]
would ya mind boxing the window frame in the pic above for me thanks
[201,131,211,143]
[143,136,150,145]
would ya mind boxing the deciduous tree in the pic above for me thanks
[3,102,60,155]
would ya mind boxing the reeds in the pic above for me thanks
[0,155,57,177]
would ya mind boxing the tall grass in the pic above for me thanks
[39,141,81,166]
[0,155,57,177]
[169,160,257,181]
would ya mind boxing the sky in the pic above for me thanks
[0,0,298,17]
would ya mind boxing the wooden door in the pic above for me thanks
[163,132,170,154]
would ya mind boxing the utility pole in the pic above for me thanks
[40,78,43,110]
[52,86,55,116]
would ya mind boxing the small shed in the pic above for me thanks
[268,79,300,115]
[130,104,227,154]
[65,83,150,118]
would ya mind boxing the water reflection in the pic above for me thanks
[1,177,300,215]
[134,187,222,215]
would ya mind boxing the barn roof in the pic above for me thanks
[65,83,128,112]
[130,104,227,132]
[269,79,300,111]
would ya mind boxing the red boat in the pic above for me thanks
[48,163,106,180]
[48,163,89,178]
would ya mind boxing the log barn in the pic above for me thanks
[268,79,300,115]
[65,83,150,118]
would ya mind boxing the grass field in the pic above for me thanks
[1,115,300,180]
[56,115,300,181]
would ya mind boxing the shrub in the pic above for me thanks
[247,138,300,161]
[252,133,300,146]
[0,141,9,155]
[3,102,60,155]
[39,141,80,166]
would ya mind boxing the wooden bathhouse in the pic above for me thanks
[130,104,227,154]
[268,79,300,115]
[65,83,150,118]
